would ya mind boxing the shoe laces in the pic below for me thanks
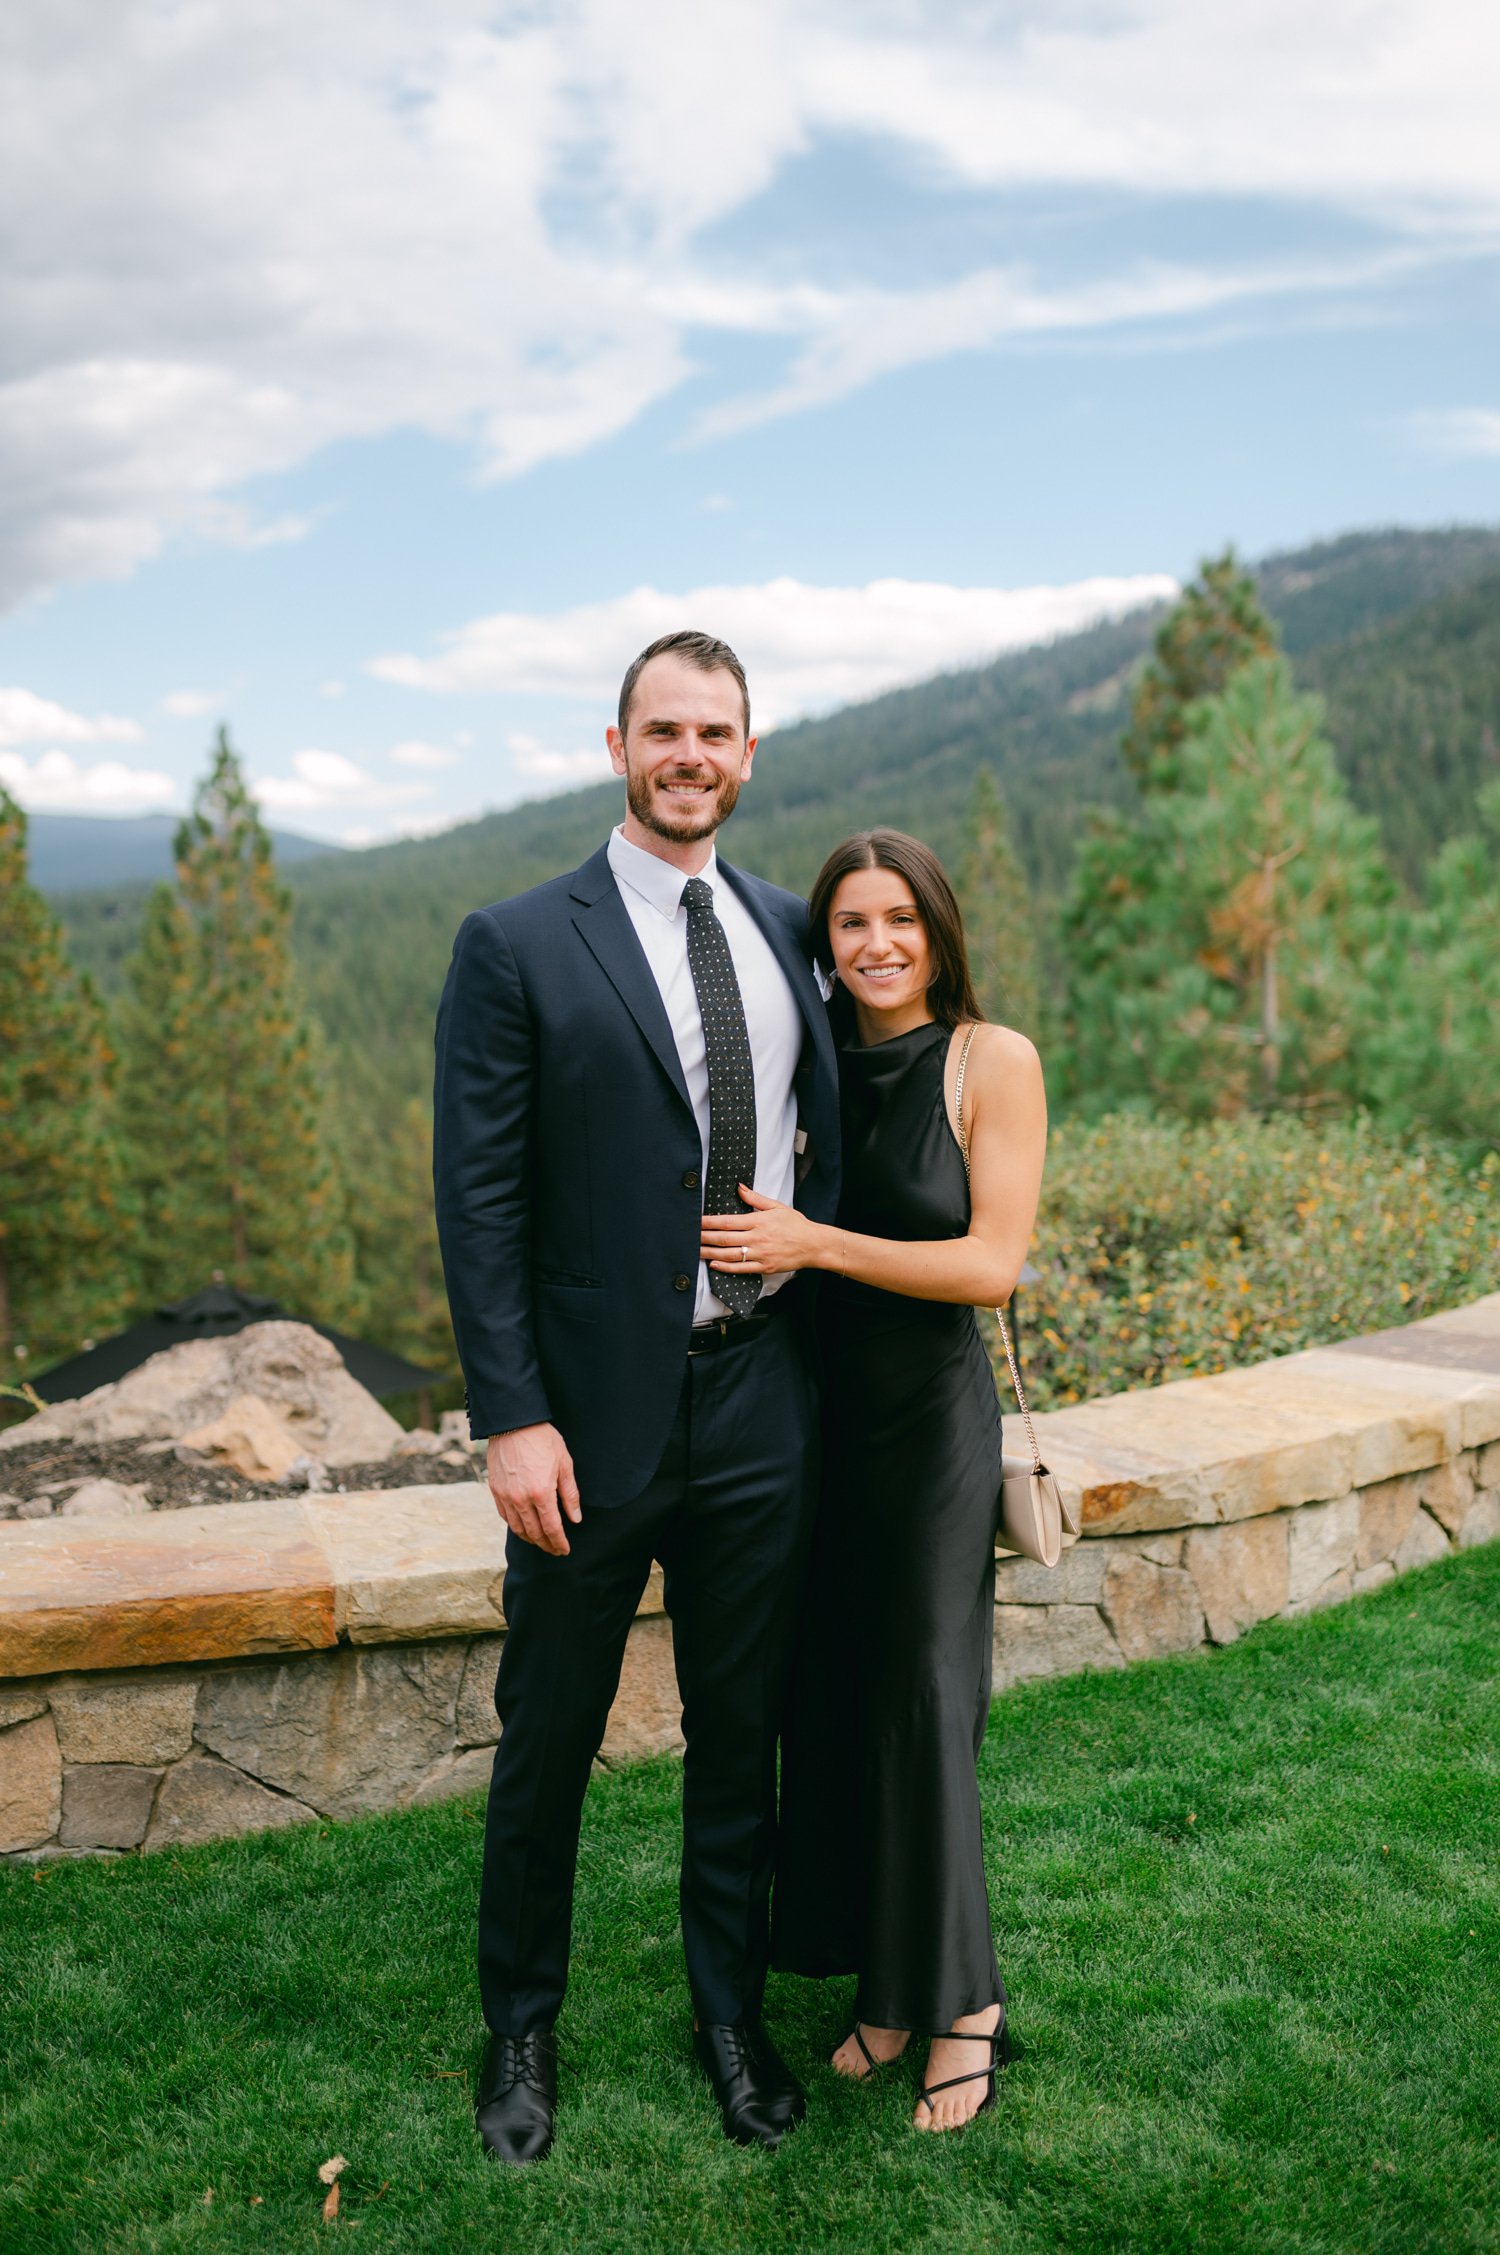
[494,2033,551,2095]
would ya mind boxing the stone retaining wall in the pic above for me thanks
[4,1296,1498,1861]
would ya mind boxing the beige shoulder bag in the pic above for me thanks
[953,1023,1078,1569]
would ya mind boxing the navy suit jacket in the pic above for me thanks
[433,840,841,1508]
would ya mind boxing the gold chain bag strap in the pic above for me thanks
[953,1025,1078,1569]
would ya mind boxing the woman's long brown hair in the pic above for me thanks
[807,828,984,1030]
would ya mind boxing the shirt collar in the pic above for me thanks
[607,825,718,921]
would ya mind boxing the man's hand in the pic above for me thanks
[486,1423,581,1556]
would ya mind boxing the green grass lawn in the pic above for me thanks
[5,1545,1500,2255]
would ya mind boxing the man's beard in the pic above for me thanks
[625,760,742,842]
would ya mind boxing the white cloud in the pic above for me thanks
[799,5,1500,229]
[251,746,431,814]
[1403,407,1500,456]
[162,689,222,718]
[2,1,1496,611]
[0,687,142,748]
[388,738,462,768]
[0,748,176,812]
[375,572,1178,726]
[689,247,1425,440]
[507,732,614,785]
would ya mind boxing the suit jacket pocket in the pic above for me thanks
[535,1271,602,1325]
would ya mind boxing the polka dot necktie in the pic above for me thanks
[682,876,761,1316]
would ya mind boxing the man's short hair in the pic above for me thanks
[617,630,750,739]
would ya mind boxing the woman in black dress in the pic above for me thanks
[700,828,1047,2133]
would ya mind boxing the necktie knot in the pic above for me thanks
[681,876,713,916]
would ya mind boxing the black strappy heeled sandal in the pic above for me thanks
[837,2023,905,2081]
[914,2012,1009,2126]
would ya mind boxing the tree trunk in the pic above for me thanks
[1259,855,1280,1109]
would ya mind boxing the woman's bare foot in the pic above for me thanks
[913,2002,1002,2132]
[830,2022,910,2080]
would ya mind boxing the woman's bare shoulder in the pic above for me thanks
[965,1020,1043,1085]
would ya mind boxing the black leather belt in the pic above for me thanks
[687,1298,784,1356]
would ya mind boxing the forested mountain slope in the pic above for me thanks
[57,524,1500,1128]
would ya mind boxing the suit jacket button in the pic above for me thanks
[673,1273,692,1292]
[681,1169,701,1191]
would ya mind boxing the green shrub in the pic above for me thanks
[1014,1111,1498,1408]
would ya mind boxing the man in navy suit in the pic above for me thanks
[433,630,841,2164]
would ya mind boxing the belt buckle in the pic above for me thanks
[687,1314,733,1358]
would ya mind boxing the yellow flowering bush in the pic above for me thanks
[1011,1112,1498,1409]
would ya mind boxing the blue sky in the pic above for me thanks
[2,1,1498,847]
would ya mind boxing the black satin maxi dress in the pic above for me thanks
[772,1019,1005,2033]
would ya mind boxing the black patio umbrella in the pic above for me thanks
[31,1282,446,1404]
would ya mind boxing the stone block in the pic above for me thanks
[0,1499,337,1676]
[1100,1556,1205,1662]
[1394,1508,1450,1576]
[1286,1492,1359,1604]
[408,1745,496,1804]
[180,1395,303,1482]
[1353,1561,1395,1596]
[193,1640,466,1819]
[455,1636,505,1747]
[1458,1495,1500,1552]
[0,1711,61,1851]
[992,1604,1124,1690]
[48,1674,199,1765]
[994,1543,1107,1606]
[58,1480,152,1519]
[600,1617,683,1762]
[1286,1568,1353,1617]
[1184,1516,1290,1645]
[307,1485,506,1643]
[1356,1475,1421,1570]
[0,1687,48,1730]
[1420,1458,1475,1537]
[145,1755,316,1850]
[58,1763,161,1850]
[1475,1440,1500,1491]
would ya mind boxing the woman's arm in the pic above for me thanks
[699,1023,1047,1307]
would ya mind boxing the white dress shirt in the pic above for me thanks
[607,825,803,1321]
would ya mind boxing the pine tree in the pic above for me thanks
[1359,778,1500,1149]
[955,767,1040,1035]
[0,786,132,1389]
[116,731,355,1317]
[349,1093,455,1387]
[1062,660,1393,1118]
[1123,548,1280,793]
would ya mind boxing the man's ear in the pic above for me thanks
[740,731,758,780]
[606,724,627,776]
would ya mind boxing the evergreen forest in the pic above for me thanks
[6,523,1498,1419]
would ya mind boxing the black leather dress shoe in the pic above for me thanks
[475,2030,557,2166]
[693,2019,804,2149]
[746,2014,807,2123]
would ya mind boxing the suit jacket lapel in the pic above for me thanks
[570,846,694,1115]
